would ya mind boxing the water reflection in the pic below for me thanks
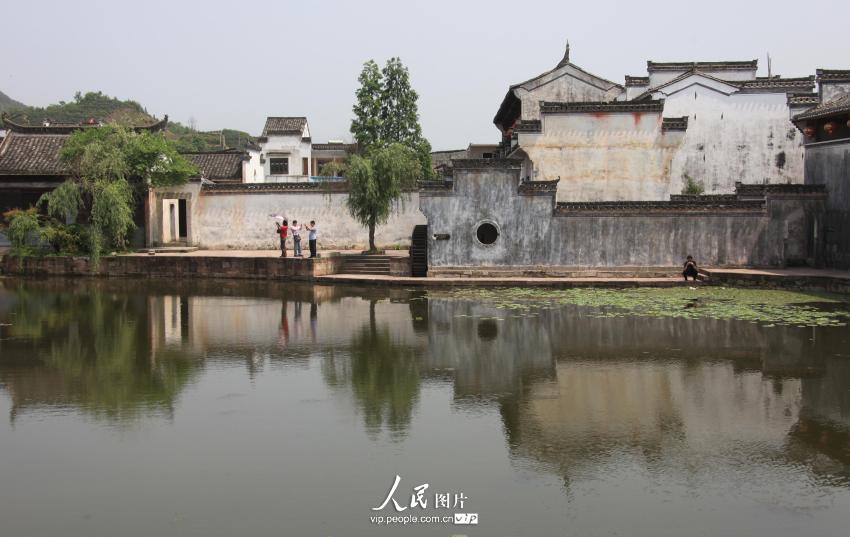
[1,278,850,528]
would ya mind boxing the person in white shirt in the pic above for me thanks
[291,220,303,257]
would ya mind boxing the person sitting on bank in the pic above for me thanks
[276,219,289,258]
[683,255,699,281]
[306,220,318,258]
[291,219,303,257]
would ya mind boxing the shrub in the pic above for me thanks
[40,223,86,255]
[3,208,41,251]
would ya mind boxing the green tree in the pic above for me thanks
[350,60,384,151]
[380,58,422,146]
[380,58,432,178]
[346,144,421,252]
[39,124,195,257]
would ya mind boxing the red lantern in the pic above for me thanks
[803,126,816,137]
[824,122,836,134]
[846,119,850,129]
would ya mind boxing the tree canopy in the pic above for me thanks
[350,57,432,177]
[37,124,196,257]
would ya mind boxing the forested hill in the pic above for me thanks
[1,90,255,151]
[0,90,26,114]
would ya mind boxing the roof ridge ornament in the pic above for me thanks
[557,39,570,68]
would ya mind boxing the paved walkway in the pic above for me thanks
[316,273,692,287]
[123,249,409,258]
[702,267,850,280]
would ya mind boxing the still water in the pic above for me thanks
[1,278,849,537]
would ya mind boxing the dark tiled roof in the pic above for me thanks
[540,100,664,114]
[518,179,559,194]
[734,183,827,197]
[452,159,522,169]
[661,116,689,131]
[793,93,850,121]
[201,181,348,194]
[738,76,815,92]
[1,114,168,134]
[513,120,541,133]
[0,132,69,176]
[182,150,246,181]
[625,76,649,87]
[261,117,308,136]
[554,199,765,216]
[787,93,820,106]
[816,69,850,82]
[647,60,757,72]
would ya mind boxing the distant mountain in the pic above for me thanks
[0,90,26,114]
[1,90,255,151]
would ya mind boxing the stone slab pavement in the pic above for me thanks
[702,267,850,280]
[122,249,409,258]
[315,273,695,288]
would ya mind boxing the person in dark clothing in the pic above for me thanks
[306,220,318,258]
[276,219,289,257]
[683,255,699,281]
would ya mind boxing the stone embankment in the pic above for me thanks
[2,253,849,293]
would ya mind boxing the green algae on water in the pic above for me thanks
[436,287,850,327]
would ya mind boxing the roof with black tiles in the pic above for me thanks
[1,114,168,134]
[0,132,69,176]
[540,100,664,114]
[787,93,820,106]
[793,93,850,121]
[181,150,246,180]
[261,117,308,136]
[738,76,815,92]
[647,60,757,72]
[625,76,649,87]
[816,69,850,82]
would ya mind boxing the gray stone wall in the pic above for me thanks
[420,162,823,270]
[804,139,850,268]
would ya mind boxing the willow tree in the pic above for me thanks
[39,124,195,257]
[346,143,421,252]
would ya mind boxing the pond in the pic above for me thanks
[1,278,849,537]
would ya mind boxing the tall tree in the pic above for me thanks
[346,144,421,252]
[379,58,422,146]
[350,60,384,151]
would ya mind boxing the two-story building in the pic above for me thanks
[492,42,840,201]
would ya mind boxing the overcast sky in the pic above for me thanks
[3,0,849,150]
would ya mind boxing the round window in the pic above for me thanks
[476,222,499,245]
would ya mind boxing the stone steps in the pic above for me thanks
[340,256,393,275]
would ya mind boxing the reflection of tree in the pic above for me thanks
[326,300,421,439]
[0,281,200,424]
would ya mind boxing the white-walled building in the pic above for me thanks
[494,43,829,201]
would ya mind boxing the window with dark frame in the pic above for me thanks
[270,157,289,175]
